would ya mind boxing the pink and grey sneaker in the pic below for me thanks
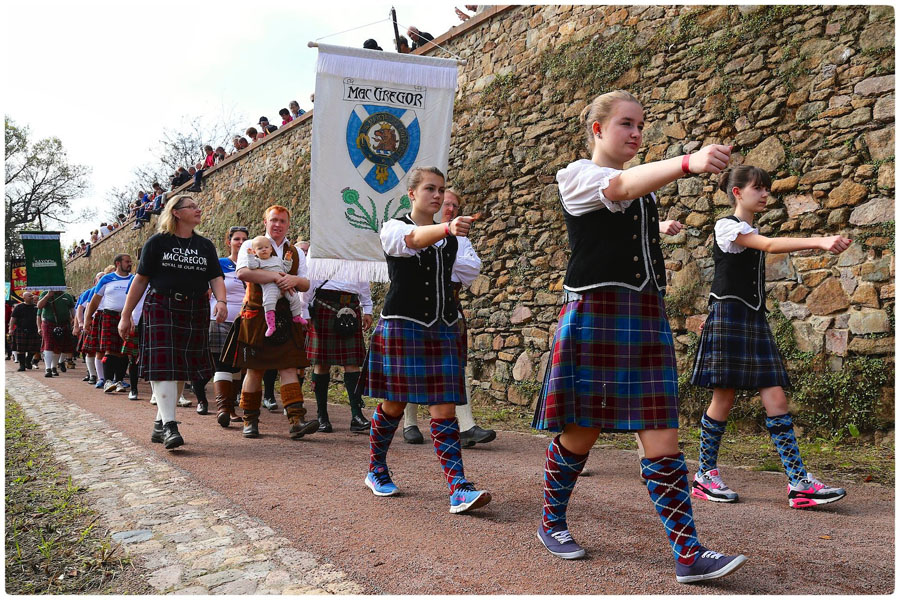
[788,474,846,509]
[691,469,739,503]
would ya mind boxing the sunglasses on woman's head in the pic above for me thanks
[229,226,249,234]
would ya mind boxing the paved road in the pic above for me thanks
[7,361,894,594]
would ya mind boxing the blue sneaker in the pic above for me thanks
[449,482,492,514]
[94,378,106,389]
[365,466,399,496]
[537,525,585,559]
[675,545,747,583]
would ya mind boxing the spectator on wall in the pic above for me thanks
[215,146,227,164]
[259,117,278,134]
[203,145,216,168]
[233,135,250,153]
[279,108,293,125]
[289,101,305,119]
[364,38,383,50]
[171,167,192,189]
[246,127,265,142]
[395,35,411,53]
[407,26,434,49]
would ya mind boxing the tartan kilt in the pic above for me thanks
[120,323,141,360]
[532,285,680,433]
[360,317,466,405]
[307,291,366,367]
[41,320,75,354]
[207,320,232,355]
[80,313,102,355]
[689,300,791,390]
[138,291,214,381]
[96,310,124,354]
[12,327,42,353]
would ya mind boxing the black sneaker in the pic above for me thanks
[88,375,97,385]
[151,420,164,443]
[196,400,208,415]
[162,422,184,450]
[262,396,279,412]
[51,367,59,377]
[403,425,424,444]
[58,362,67,373]
[675,546,747,584]
[82,373,92,382]
[45,369,53,378]
[350,415,371,434]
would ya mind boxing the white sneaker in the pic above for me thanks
[128,389,139,401]
[177,396,192,407]
[150,395,157,405]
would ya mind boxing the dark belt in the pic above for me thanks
[149,287,206,302]
[317,289,358,304]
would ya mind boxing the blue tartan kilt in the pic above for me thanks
[532,285,680,433]
[360,317,467,405]
[689,300,791,390]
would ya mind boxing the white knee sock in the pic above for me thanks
[151,381,178,424]
[85,356,96,377]
[43,351,54,368]
[50,353,60,368]
[213,371,234,383]
[95,356,104,379]
[456,384,476,431]
[403,402,418,428]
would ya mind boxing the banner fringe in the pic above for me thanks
[307,258,389,283]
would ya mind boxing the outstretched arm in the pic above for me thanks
[735,233,851,254]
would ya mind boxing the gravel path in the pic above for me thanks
[7,361,894,594]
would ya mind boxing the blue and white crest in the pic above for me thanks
[346,104,420,194]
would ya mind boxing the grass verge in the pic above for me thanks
[5,397,153,594]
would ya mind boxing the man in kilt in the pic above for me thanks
[401,189,497,447]
[84,254,134,393]
[73,271,107,384]
[222,205,318,439]
[36,289,76,377]
[302,267,373,434]
[9,292,41,371]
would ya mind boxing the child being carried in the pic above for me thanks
[246,236,307,337]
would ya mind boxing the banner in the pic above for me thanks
[8,258,27,301]
[308,43,459,282]
[20,231,66,291]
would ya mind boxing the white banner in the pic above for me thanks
[308,43,458,282]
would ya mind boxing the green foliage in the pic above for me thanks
[539,30,642,96]
[478,72,521,110]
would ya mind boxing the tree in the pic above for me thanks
[5,117,92,258]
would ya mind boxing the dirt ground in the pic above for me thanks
[14,363,895,594]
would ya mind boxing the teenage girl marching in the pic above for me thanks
[689,166,850,508]
[361,166,491,514]
[533,89,747,583]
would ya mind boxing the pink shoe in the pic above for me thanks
[264,310,277,337]
[691,469,739,503]
[292,315,307,325]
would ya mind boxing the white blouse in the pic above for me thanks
[380,218,481,287]
[715,218,758,254]
[556,159,634,215]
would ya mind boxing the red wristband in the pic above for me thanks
[445,223,451,236]
[681,154,691,175]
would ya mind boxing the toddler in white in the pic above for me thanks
[247,236,307,337]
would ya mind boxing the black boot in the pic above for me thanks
[344,371,370,433]
[262,369,278,411]
[151,420,164,443]
[243,409,261,438]
[194,377,209,415]
[16,353,26,371]
[45,368,53,378]
[312,372,332,432]
[162,421,184,449]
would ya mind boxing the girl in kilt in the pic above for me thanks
[360,166,492,514]
[689,166,851,509]
[118,195,227,450]
[532,90,746,583]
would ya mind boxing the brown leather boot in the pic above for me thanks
[214,379,233,428]
[282,382,318,439]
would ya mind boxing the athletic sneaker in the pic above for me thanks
[365,466,399,496]
[103,380,118,394]
[88,375,97,385]
[94,378,106,389]
[58,362,67,373]
[691,469,739,503]
[115,381,131,393]
[537,526,585,559]
[177,396,192,407]
[449,483,492,514]
[128,389,139,401]
[675,545,748,583]
[788,475,846,508]
[150,395,157,405]
[82,373,92,382]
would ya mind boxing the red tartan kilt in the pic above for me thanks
[40,320,75,354]
[307,296,366,367]
[96,310,124,353]
[12,327,42,353]
[120,327,140,359]
[80,313,102,354]
[139,291,214,381]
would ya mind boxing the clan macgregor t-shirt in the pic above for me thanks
[138,233,223,293]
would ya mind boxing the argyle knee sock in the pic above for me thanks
[641,453,701,565]
[312,372,330,421]
[369,403,401,472]
[765,413,807,485]
[343,371,364,419]
[698,413,727,473]
[541,435,589,533]
[430,417,468,493]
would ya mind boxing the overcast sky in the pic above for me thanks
[4,1,468,248]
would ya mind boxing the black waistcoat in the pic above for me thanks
[562,194,666,292]
[709,216,767,311]
[382,215,459,326]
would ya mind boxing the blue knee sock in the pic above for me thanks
[765,413,807,485]
[641,453,701,565]
[698,413,727,473]
[368,403,401,472]
[541,435,588,533]
[431,418,468,492]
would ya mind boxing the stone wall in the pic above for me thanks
[67,5,895,430]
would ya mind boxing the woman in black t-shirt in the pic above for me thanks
[118,194,227,450]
